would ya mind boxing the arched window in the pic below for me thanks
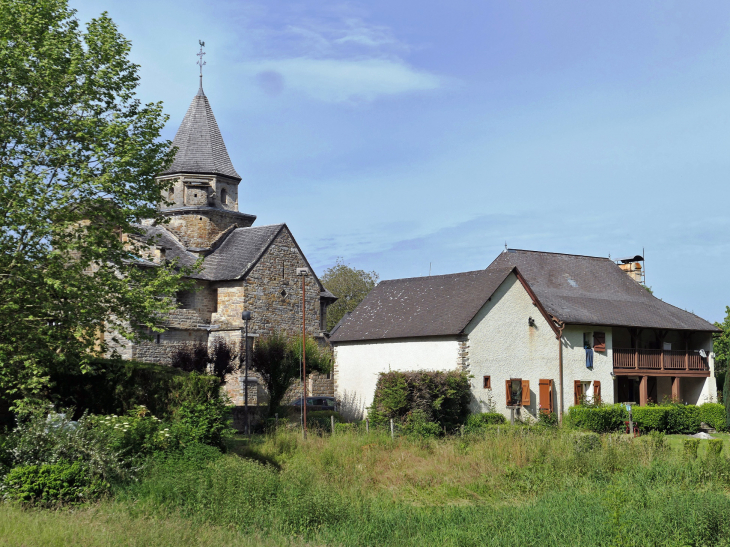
[220,188,228,205]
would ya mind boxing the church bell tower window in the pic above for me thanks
[221,188,227,206]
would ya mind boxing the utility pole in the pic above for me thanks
[297,268,309,439]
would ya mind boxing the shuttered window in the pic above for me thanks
[593,380,601,404]
[483,376,491,389]
[593,332,606,352]
[539,379,553,414]
[506,379,523,407]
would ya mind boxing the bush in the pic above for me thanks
[633,407,668,432]
[401,410,441,439]
[465,412,506,433]
[306,411,344,431]
[370,370,471,431]
[573,432,602,455]
[566,404,627,432]
[2,460,106,505]
[665,404,701,434]
[172,398,234,451]
[700,403,727,432]
[707,439,723,457]
[684,439,700,459]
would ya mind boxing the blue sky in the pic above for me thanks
[72,1,730,323]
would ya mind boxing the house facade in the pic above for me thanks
[107,82,336,404]
[330,250,718,421]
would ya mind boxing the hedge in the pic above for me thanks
[370,370,471,431]
[699,403,727,432]
[567,404,627,432]
[464,412,507,433]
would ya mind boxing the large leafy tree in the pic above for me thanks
[0,0,191,407]
[320,258,378,331]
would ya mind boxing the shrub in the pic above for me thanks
[633,407,668,432]
[700,403,727,432]
[573,432,602,455]
[707,439,723,457]
[465,412,506,433]
[306,411,344,431]
[665,404,701,434]
[401,410,441,439]
[684,439,700,459]
[566,404,627,432]
[370,370,471,431]
[537,411,559,427]
[2,460,106,505]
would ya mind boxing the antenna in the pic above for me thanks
[429,262,431,276]
[196,40,206,90]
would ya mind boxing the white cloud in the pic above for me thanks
[246,57,444,103]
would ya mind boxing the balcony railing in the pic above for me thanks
[613,348,709,372]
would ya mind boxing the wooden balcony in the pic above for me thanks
[613,348,710,376]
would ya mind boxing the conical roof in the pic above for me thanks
[162,87,241,180]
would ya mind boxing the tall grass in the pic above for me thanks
[111,428,730,546]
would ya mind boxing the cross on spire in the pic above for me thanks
[196,40,206,90]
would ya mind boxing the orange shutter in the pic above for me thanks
[593,332,606,352]
[539,379,550,414]
[505,379,512,406]
[521,380,530,406]
[593,381,601,404]
[574,380,582,406]
[548,380,554,413]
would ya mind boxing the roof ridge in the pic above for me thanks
[506,248,611,260]
[379,268,506,285]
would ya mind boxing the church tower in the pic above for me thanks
[156,78,256,250]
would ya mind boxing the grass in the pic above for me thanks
[5,427,730,546]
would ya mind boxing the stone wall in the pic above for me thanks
[164,208,254,248]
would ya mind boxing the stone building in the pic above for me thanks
[107,82,336,405]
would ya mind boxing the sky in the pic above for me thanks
[71,0,730,323]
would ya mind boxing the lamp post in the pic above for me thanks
[297,267,309,439]
[241,310,251,435]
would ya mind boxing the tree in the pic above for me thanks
[251,332,332,417]
[320,258,379,331]
[169,340,238,382]
[713,306,730,377]
[0,0,193,407]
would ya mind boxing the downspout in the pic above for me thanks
[556,322,566,423]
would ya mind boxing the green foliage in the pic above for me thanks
[170,340,238,382]
[306,411,344,431]
[537,411,559,427]
[2,460,106,505]
[464,412,507,433]
[370,370,471,432]
[251,332,332,417]
[566,404,627,432]
[401,410,441,439]
[714,305,730,376]
[320,258,379,331]
[665,404,701,434]
[707,439,723,457]
[171,399,234,451]
[683,438,700,459]
[724,368,730,431]
[572,432,602,455]
[699,402,727,432]
[632,406,668,432]
[0,0,197,407]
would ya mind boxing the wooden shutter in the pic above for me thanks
[548,379,554,413]
[521,380,530,406]
[593,380,601,404]
[539,379,551,414]
[505,379,512,406]
[593,332,606,352]
[574,380,583,406]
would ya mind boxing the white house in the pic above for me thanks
[330,250,719,421]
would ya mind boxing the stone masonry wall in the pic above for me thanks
[164,209,253,249]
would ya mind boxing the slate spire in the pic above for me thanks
[162,87,241,181]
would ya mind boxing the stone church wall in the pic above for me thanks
[165,209,253,248]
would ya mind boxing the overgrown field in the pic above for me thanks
[5,428,730,547]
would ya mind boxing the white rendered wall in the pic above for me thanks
[334,337,460,420]
[465,273,558,420]
[561,325,615,407]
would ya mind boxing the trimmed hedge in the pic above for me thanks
[465,412,507,433]
[699,403,727,432]
[632,407,668,432]
[566,404,627,433]
[370,370,471,432]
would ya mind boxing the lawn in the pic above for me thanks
[5,427,730,547]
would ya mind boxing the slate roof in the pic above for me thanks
[488,250,719,332]
[162,87,241,180]
[200,224,284,281]
[329,267,515,343]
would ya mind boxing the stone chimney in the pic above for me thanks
[616,255,644,283]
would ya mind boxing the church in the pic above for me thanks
[107,77,337,403]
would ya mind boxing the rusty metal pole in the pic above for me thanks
[302,272,307,440]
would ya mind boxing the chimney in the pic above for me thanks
[616,254,644,284]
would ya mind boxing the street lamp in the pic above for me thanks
[297,267,309,439]
[241,310,252,435]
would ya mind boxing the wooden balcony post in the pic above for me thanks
[639,376,648,406]
[672,376,681,402]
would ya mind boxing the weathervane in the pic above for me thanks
[196,40,206,89]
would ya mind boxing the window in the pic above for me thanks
[221,188,227,205]
[574,380,600,405]
[505,378,530,407]
[483,375,491,389]
[156,334,161,344]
